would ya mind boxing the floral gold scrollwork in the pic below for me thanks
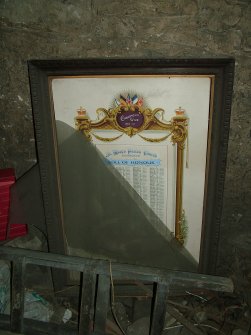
[138,133,173,143]
[75,106,188,146]
[74,99,188,245]
[92,133,124,142]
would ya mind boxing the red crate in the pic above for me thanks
[0,168,28,241]
[0,207,9,216]
[0,219,8,226]
[0,229,7,240]
[0,229,7,234]
[9,224,27,238]
[0,186,11,194]
[0,226,8,234]
[0,168,15,182]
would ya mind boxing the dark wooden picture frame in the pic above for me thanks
[28,59,234,286]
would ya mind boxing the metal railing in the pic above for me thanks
[0,247,233,335]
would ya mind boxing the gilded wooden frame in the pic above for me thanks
[28,59,234,286]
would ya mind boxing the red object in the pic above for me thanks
[8,224,28,238]
[0,168,28,240]
[0,168,15,182]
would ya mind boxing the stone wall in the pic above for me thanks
[1,0,250,275]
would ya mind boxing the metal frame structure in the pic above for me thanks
[0,247,233,335]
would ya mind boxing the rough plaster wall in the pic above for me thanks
[0,0,250,275]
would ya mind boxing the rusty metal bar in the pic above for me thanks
[94,274,110,334]
[78,270,96,335]
[10,257,25,334]
[149,281,169,335]
[0,247,233,293]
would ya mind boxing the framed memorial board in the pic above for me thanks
[28,59,234,285]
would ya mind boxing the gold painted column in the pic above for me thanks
[172,108,188,244]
